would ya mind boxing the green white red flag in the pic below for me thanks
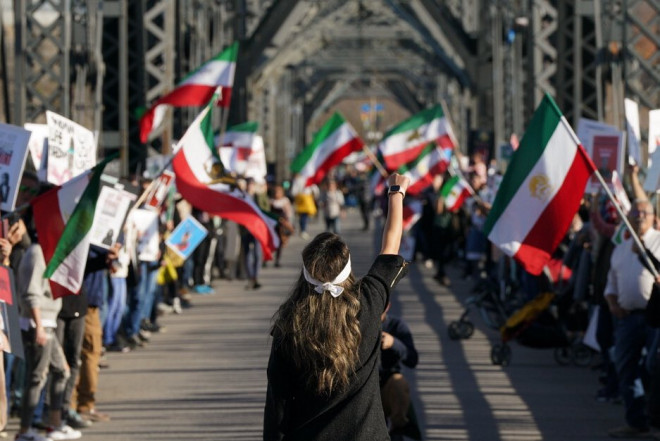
[31,155,115,298]
[140,42,238,143]
[217,121,267,183]
[441,175,471,212]
[378,105,457,171]
[395,143,452,196]
[172,102,279,260]
[483,94,596,276]
[291,112,363,192]
[402,200,422,233]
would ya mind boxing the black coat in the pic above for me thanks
[264,255,408,441]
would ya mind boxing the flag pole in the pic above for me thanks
[567,118,660,277]
[362,144,388,177]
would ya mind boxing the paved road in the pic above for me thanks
[5,211,624,440]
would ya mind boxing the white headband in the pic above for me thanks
[302,257,352,298]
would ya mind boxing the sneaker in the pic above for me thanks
[79,409,110,422]
[15,431,52,441]
[172,298,182,314]
[608,426,653,438]
[300,232,310,240]
[138,329,151,342]
[46,425,81,440]
[64,410,92,429]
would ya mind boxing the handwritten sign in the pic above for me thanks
[46,111,97,185]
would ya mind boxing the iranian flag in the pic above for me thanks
[378,105,457,171]
[483,94,596,276]
[441,175,472,212]
[396,143,452,196]
[403,200,423,233]
[140,42,238,143]
[31,155,115,298]
[217,121,267,183]
[291,112,363,191]
[172,103,280,260]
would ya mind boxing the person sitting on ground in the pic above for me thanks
[380,302,419,439]
[264,173,410,440]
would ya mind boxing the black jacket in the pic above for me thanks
[264,255,408,441]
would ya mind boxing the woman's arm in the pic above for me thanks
[380,173,410,255]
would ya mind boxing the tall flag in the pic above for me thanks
[377,105,457,171]
[217,121,267,183]
[31,155,116,298]
[395,143,452,196]
[291,112,363,192]
[139,42,238,143]
[441,175,471,212]
[483,94,596,276]
[172,101,280,260]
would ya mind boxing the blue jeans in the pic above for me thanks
[613,312,658,430]
[139,265,158,323]
[104,277,127,346]
[243,234,262,279]
[298,213,309,233]
[124,262,157,337]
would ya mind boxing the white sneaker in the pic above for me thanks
[172,298,182,314]
[46,425,81,440]
[15,430,53,441]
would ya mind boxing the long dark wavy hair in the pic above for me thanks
[271,232,361,396]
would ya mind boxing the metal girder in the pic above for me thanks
[14,0,72,124]
[529,0,558,107]
[624,0,660,109]
[101,0,129,176]
[385,80,424,114]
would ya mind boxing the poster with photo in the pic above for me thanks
[577,118,624,193]
[165,216,208,260]
[131,209,160,262]
[146,170,175,211]
[89,184,138,249]
[590,134,623,189]
[24,123,49,181]
[0,123,31,212]
[46,111,97,185]
[0,267,24,358]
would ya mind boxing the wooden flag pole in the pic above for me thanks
[362,144,388,177]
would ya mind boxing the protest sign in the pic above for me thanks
[131,209,160,262]
[0,124,31,211]
[577,118,624,193]
[89,182,138,250]
[46,111,97,185]
[165,216,208,260]
[24,123,49,181]
[625,98,641,166]
[146,170,175,211]
[646,110,660,192]
[0,268,24,358]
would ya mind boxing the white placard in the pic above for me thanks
[46,111,97,185]
[89,186,137,249]
[577,118,625,193]
[0,123,31,211]
[648,109,660,168]
[625,98,641,166]
[24,123,48,181]
[131,208,160,262]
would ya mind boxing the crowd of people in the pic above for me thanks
[1,145,659,440]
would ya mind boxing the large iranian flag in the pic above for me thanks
[140,42,238,143]
[378,105,457,171]
[396,143,452,196]
[291,112,363,191]
[217,121,267,183]
[31,155,115,298]
[483,94,596,275]
[172,104,280,260]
